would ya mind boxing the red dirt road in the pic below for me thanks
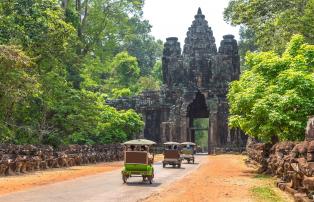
[142,154,292,202]
[0,154,292,202]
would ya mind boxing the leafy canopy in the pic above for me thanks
[228,35,314,142]
[0,0,155,146]
[224,0,314,53]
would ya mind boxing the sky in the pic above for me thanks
[143,0,239,46]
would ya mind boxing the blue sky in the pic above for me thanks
[143,0,239,45]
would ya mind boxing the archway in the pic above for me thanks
[187,92,209,153]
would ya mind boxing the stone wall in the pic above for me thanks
[0,144,123,176]
[247,140,314,201]
[246,117,314,201]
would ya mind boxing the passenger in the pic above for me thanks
[147,146,153,164]
[130,145,135,151]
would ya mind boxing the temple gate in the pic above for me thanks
[107,8,247,153]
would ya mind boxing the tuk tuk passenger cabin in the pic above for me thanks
[180,142,196,164]
[121,139,156,184]
[162,141,182,168]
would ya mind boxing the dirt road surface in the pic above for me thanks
[0,155,207,202]
[142,154,293,202]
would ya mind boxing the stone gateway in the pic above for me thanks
[107,8,247,153]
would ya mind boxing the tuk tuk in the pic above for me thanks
[180,142,196,164]
[121,139,156,184]
[162,141,182,168]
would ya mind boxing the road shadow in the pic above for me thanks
[238,169,260,178]
[124,181,162,187]
[195,153,209,156]
[182,162,199,165]
[162,166,186,169]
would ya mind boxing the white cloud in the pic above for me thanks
[143,0,239,46]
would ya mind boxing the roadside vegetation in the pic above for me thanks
[250,186,285,202]
[225,0,314,142]
[0,0,163,146]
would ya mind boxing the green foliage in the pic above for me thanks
[0,45,39,143]
[0,0,153,145]
[138,76,160,91]
[111,88,132,98]
[193,119,209,150]
[250,186,285,202]
[224,0,314,53]
[110,52,140,86]
[121,17,164,75]
[228,35,314,142]
[152,60,162,82]
[238,26,258,70]
[61,91,144,144]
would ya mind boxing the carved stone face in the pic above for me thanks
[307,152,314,162]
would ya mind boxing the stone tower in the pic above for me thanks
[160,8,246,152]
[107,8,247,153]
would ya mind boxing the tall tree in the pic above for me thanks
[238,26,258,70]
[224,0,314,53]
[228,35,314,142]
[0,0,146,145]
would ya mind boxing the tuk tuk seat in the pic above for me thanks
[164,150,180,159]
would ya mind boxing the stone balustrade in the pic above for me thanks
[0,144,124,176]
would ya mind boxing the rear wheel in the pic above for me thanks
[163,163,166,168]
[148,169,154,184]
[187,159,190,164]
[122,173,127,183]
[192,158,195,164]
[148,177,153,184]
[178,163,181,168]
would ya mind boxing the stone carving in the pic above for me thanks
[0,144,123,176]
[107,8,247,153]
[306,116,314,141]
[246,118,314,201]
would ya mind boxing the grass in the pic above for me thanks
[250,186,285,202]
[253,174,271,179]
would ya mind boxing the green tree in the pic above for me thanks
[238,26,258,70]
[228,35,314,142]
[224,0,314,53]
[107,51,140,90]
[152,60,162,82]
[138,76,160,91]
[0,0,151,145]
[0,45,39,142]
[121,17,164,75]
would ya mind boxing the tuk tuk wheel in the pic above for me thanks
[148,176,153,184]
[163,163,166,168]
[122,173,127,183]
[178,163,181,168]
[187,159,190,164]
[148,170,154,184]
[192,158,195,164]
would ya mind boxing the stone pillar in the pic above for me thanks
[207,96,219,153]
[209,111,219,153]
[138,112,146,139]
[160,122,175,143]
